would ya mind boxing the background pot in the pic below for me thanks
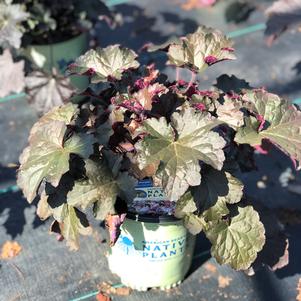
[108,213,195,291]
[26,33,89,90]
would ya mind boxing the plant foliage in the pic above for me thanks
[0,0,113,47]
[17,26,299,271]
[0,0,29,49]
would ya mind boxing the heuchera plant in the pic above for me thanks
[17,26,300,271]
[0,0,113,48]
[0,0,114,114]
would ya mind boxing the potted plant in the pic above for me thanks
[0,0,115,114]
[17,26,298,290]
[0,0,113,71]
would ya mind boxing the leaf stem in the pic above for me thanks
[184,71,196,93]
[176,67,180,82]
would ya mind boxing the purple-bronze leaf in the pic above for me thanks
[106,213,126,246]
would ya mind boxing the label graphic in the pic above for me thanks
[117,234,187,261]
[135,186,166,201]
[134,180,166,202]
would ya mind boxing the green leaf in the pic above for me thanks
[36,191,52,221]
[194,168,244,221]
[36,185,92,250]
[244,203,289,274]
[235,90,301,168]
[51,204,92,250]
[29,103,79,140]
[17,121,94,203]
[109,105,126,124]
[216,96,244,128]
[175,191,197,218]
[235,116,262,145]
[37,102,79,124]
[136,107,226,201]
[67,45,140,83]
[152,26,235,73]
[93,198,116,221]
[175,191,205,235]
[67,159,136,220]
[204,206,265,270]
[67,159,116,210]
[147,36,181,52]
[183,214,206,235]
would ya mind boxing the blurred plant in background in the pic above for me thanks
[0,0,114,48]
[0,0,29,49]
[15,0,113,45]
[0,0,115,115]
[181,0,217,11]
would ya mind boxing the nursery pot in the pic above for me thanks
[26,33,89,90]
[108,213,195,291]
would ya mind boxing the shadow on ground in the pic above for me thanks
[0,165,43,238]
[94,3,201,70]
[188,233,211,277]
[275,224,301,279]
[97,3,198,50]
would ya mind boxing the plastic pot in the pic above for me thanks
[108,213,195,291]
[26,33,89,90]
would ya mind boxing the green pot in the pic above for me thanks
[108,213,195,291]
[26,33,89,90]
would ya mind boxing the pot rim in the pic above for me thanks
[126,211,180,223]
[28,31,88,48]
